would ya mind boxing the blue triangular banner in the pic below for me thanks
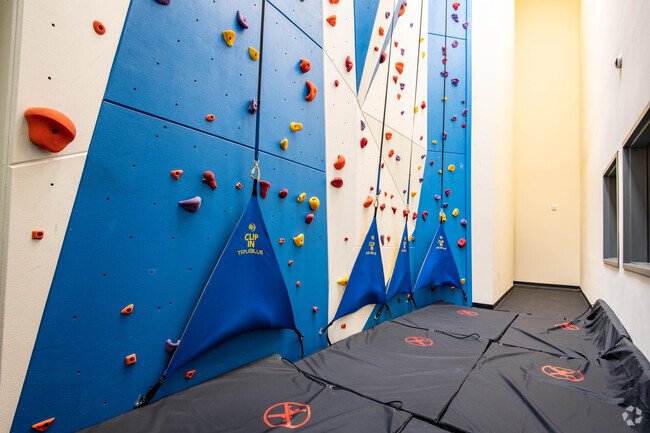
[413,224,462,293]
[164,195,296,378]
[333,219,386,322]
[386,223,412,299]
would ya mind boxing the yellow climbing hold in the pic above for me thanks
[422,51,426,58]
[414,106,419,113]
[411,191,417,198]
[439,170,442,174]
[439,211,447,222]
[297,192,306,203]
[448,164,455,172]
[337,275,349,286]
[249,46,259,60]
[452,208,459,217]
[280,138,288,150]
[442,97,447,101]
[420,37,424,43]
[293,233,304,247]
[222,30,235,47]
[408,236,413,242]
[309,196,320,211]
[432,140,438,144]
[290,122,303,132]
[418,165,422,170]
[460,278,466,284]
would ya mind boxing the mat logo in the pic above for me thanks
[541,365,584,382]
[366,236,377,256]
[436,236,446,250]
[264,402,311,429]
[238,225,263,256]
[555,322,580,331]
[622,405,643,427]
[457,309,478,317]
[405,336,433,347]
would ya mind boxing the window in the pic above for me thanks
[603,153,618,266]
[623,105,650,277]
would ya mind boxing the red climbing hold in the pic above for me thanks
[32,230,44,240]
[202,171,216,190]
[346,56,353,72]
[380,51,387,64]
[363,196,374,208]
[185,370,196,379]
[392,206,397,214]
[445,189,451,197]
[403,210,409,217]
[93,20,106,35]
[206,114,215,121]
[236,182,243,189]
[300,58,311,73]
[326,15,337,26]
[394,41,399,47]
[387,235,391,242]
[421,101,427,109]
[32,418,55,432]
[125,354,137,365]
[462,122,466,128]
[412,212,418,220]
[330,177,343,188]
[341,323,347,329]
[374,47,379,51]
[259,180,270,198]
[305,214,314,224]
[453,2,460,10]
[334,80,339,87]
[170,170,183,180]
[279,189,288,198]
[305,81,317,102]
[393,75,398,84]
[422,211,429,221]
[24,107,76,153]
[458,238,467,247]
[380,203,386,211]
[313,306,319,312]
[360,137,368,148]
[395,62,404,74]
[334,154,346,170]
[121,304,134,315]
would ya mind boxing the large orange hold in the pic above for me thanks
[24,107,76,153]
[395,62,404,74]
[305,81,317,102]
[32,418,55,431]
[326,15,337,26]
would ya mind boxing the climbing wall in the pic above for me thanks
[9,1,328,432]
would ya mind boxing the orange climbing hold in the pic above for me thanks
[305,81,317,102]
[32,418,55,432]
[363,196,374,208]
[395,62,404,74]
[387,235,391,242]
[296,281,301,287]
[378,27,384,36]
[300,58,311,73]
[206,114,215,121]
[121,304,134,315]
[32,230,44,240]
[329,0,340,3]
[288,260,294,266]
[388,149,394,157]
[93,20,106,35]
[398,2,406,16]
[125,354,137,365]
[341,324,347,329]
[326,15,337,26]
[334,154,346,170]
[185,370,196,379]
[279,238,285,244]
[385,132,392,140]
[236,182,243,189]
[24,107,76,153]
[170,170,183,180]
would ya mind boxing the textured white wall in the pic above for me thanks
[323,0,427,341]
[470,0,515,304]
[0,1,130,430]
[579,0,650,355]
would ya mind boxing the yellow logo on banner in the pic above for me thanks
[366,235,377,256]
[402,236,408,253]
[238,223,263,256]
[436,236,446,250]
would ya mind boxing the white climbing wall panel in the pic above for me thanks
[0,1,130,431]
[323,0,427,342]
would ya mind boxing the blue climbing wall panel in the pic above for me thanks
[354,0,381,92]
[366,0,471,325]
[11,1,327,432]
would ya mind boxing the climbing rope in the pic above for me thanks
[439,0,449,222]
[251,0,267,190]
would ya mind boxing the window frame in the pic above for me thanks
[603,152,619,267]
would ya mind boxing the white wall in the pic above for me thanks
[579,0,650,355]
[513,0,581,286]
[0,2,130,430]
[471,0,515,304]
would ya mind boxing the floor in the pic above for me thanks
[495,283,590,319]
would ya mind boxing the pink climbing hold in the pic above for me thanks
[248,98,258,114]
[346,56,353,72]
[452,40,459,48]
[279,189,288,198]
[305,214,314,224]
[463,22,469,29]
[451,115,458,121]
[237,10,249,29]
[434,194,441,200]
[458,238,467,247]
[330,177,343,188]
[165,339,180,354]
[179,197,201,212]
[202,171,216,190]
[360,137,368,148]
[259,180,270,198]
[460,218,467,227]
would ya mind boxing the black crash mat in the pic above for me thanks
[395,302,517,340]
[440,341,650,433]
[296,320,489,423]
[80,355,411,433]
[401,417,450,432]
[500,299,631,359]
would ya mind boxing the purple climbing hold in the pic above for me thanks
[451,78,459,86]
[419,177,423,183]
[460,218,467,227]
[463,22,469,29]
[452,40,459,48]
[155,0,170,5]
[443,131,447,140]
[451,115,458,121]
[400,48,405,56]
[462,108,468,116]
[435,194,441,200]
[165,339,180,354]
[248,98,258,114]
[361,120,366,130]
[395,155,401,161]
[237,10,249,29]
[380,234,385,245]
[421,154,426,159]
[179,196,201,212]
[403,189,407,194]
[410,23,414,27]
[400,83,405,90]
[401,111,405,115]
[440,71,449,78]
[385,11,390,18]
[443,203,449,208]
[451,13,459,22]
